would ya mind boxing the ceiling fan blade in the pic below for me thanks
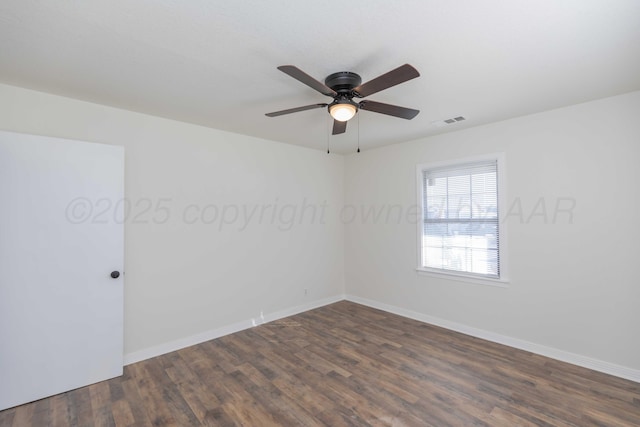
[265,103,328,117]
[358,100,419,120]
[332,119,347,135]
[352,64,420,98]
[277,65,337,97]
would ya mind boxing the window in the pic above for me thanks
[417,154,506,283]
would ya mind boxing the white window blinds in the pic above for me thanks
[421,160,500,278]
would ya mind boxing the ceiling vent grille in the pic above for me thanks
[431,116,466,127]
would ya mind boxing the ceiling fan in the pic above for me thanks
[266,64,420,135]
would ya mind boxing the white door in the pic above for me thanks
[0,130,124,411]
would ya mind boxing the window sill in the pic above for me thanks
[415,268,509,288]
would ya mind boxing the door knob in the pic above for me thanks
[110,271,120,279]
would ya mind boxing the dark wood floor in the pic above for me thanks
[1,301,639,426]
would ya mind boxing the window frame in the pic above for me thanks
[416,153,509,287]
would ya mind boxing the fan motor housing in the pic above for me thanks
[325,71,362,93]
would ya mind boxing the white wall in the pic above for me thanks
[344,91,640,372]
[0,83,345,360]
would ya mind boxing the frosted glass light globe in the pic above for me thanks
[329,103,357,122]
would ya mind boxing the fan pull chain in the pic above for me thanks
[327,115,331,154]
[357,112,361,153]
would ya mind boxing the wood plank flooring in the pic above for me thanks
[1,301,639,426]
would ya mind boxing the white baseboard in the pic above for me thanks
[123,294,345,365]
[345,294,640,384]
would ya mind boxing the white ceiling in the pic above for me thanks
[1,1,639,153]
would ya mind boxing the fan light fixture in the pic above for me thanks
[329,102,357,122]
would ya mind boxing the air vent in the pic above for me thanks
[431,116,467,128]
